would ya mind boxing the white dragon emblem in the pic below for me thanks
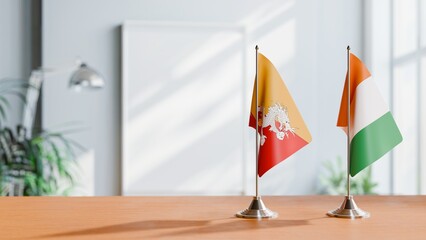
[258,103,296,145]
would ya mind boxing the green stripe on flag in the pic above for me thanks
[350,112,402,177]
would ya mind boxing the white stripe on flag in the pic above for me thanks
[350,76,389,140]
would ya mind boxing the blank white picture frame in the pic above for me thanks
[121,21,248,195]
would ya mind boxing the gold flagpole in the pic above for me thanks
[236,45,277,219]
[327,46,369,219]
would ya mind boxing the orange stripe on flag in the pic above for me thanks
[337,53,371,128]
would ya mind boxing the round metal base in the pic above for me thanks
[236,196,278,219]
[327,195,370,219]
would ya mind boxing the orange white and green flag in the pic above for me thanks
[337,53,403,177]
[249,53,312,177]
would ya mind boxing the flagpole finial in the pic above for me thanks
[255,45,259,50]
[347,45,351,51]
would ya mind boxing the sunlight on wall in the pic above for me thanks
[124,25,245,195]
[240,0,294,31]
[173,30,244,79]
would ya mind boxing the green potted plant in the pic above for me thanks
[0,79,81,196]
[318,156,378,195]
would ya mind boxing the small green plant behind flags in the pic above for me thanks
[318,156,378,195]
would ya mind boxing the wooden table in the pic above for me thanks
[0,196,425,239]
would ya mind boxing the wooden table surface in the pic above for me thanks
[0,196,425,240]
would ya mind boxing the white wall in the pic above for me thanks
[42,0,363,195]
[316,0,364,190]
[0,0,32,127]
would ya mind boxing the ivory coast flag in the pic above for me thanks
[249,53,312,177]
[337,53,402,177]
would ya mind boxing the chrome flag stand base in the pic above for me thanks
[236,196,278,219]
[327,195,370,219]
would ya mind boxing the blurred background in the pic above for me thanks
[0,0,424,196]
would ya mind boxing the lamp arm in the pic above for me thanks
[21,60,103,136]
[34,60,82,77]
[21,60,82,136]
[21,72,43,137]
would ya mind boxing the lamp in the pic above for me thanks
[68,63,105,90]
[33,61,105,91]
[22,61,105,137]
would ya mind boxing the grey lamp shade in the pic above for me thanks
[69,63,104,90]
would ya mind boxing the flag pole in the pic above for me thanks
[346,45,351,198]
[255,45,259,198]
[326,46,369,219]
[236,45,277,219]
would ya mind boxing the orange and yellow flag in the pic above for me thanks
[249,53,312,177]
